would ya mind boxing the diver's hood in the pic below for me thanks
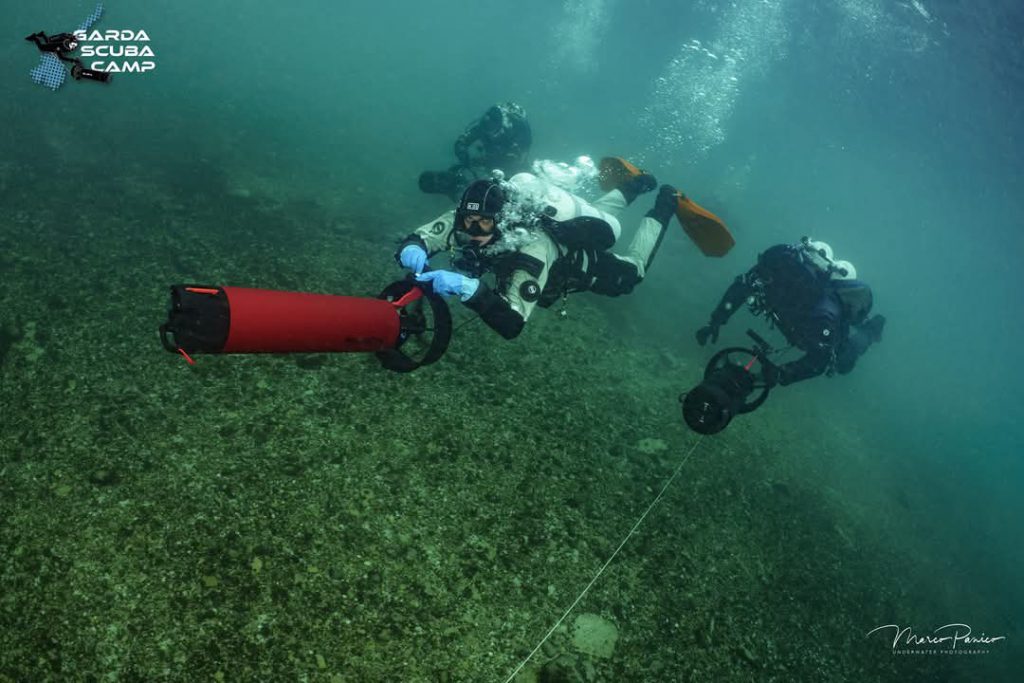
[483,102,526,137]
[455,179,505,228]
[481,106,504,136]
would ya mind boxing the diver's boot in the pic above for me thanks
[619,172,658,204]
[598,156,657,205]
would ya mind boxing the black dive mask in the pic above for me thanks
[462,217,494,237]
[454,217,501,248]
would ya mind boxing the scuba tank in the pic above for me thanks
[506,172,622,246]
[531,156,599,194]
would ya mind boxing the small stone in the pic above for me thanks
[88,468,120,486]
[54,484,72,497]
[571,613,618,659]
[315,653,326,670]
[202,575,219,588]
[636,437,668,455]
[251,557,263,574]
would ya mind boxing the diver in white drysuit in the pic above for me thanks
[395,167,680,339]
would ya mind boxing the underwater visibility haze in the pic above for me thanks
[1,0,1022,680]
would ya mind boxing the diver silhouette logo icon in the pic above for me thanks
[25,3,107,90]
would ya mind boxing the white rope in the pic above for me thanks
[501,436,704,682]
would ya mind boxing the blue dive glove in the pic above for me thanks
[399,244,429,274]
[415,270,480,301]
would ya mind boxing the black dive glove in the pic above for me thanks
[696,304,732,346]
[695,324,719,346]
[761,359,782,387]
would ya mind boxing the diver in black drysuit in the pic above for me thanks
[418,102,532,202]
[696,241,886,386]
[24,30,110,82]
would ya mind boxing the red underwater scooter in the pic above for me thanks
[159,278,452,372]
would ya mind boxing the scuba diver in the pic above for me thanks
[695,238,886,386]
[418,102,532,202]
[25,1,108,89]
[396,159,683,340]
[25,30,111,87]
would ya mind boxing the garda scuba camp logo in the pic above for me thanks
[75,28,155,75]
[25,3,155,91]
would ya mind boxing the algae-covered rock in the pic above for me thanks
[636,437,667,455]
[570,613,618,658]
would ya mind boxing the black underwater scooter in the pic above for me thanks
[159,276,452,373]
[680,330,778,435]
